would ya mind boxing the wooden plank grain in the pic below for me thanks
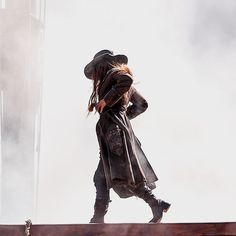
[0,222,236,236]
[0,225,25,236]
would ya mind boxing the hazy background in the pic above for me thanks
[37,0,236,223]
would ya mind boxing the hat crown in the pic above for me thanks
[94,49,113,59]
[84,50,128,79]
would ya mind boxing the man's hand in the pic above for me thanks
[96,99,107,113]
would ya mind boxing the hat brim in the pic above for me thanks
[84,54,128,79]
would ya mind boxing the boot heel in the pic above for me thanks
[162,201,171,213]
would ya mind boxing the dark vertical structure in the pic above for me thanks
[0,0,45,222]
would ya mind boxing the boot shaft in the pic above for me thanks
[90,198,110,223]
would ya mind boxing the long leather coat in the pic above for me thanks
[96,68,158,198]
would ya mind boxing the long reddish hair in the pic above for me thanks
[88,62,133,113]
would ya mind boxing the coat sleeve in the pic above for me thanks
[103,73,133,107]
[126,87,148,120]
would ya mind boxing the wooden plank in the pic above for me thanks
[0,225,25,236]
[0,222,236,236]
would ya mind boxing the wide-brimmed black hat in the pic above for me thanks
[84,49,128,79]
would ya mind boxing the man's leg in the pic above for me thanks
[90,160,110,223]
[132,183,171,223]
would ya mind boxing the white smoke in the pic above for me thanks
[1,0,236,224]
[0,0,45,223]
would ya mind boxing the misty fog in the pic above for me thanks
[1,0,236,224]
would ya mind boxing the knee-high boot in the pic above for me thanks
[134,185,171,223]
[89,198,110,223]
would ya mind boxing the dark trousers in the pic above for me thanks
[93,160,155,202]
[93,160,110,201]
